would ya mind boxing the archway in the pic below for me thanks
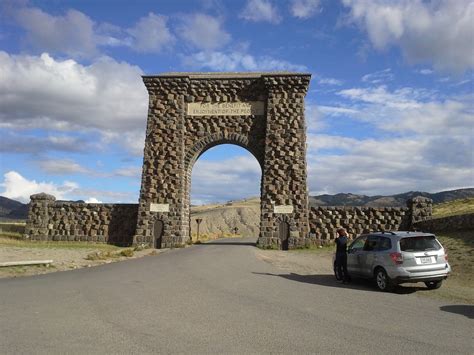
[188,144,262,243]
[134,72,311,249]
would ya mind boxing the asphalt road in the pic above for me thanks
[1,238,472,354]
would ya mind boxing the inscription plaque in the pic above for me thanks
[150,203,169,213]
[274,205,294,214]
[187,102,264,116]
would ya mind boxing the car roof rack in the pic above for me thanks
[380,231,397,235]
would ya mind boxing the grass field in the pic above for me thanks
[432,198,474,218]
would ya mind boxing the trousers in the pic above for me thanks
[335,252,350,282]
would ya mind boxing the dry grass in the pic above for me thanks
[436,230,473,283]
[432,198,474,218]
[0,235,122,251]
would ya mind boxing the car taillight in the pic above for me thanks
[390,252,403,265]
[444,253,448,261]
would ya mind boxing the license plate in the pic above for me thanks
[420,257,432,264]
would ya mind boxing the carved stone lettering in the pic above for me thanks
[187,102,265,116]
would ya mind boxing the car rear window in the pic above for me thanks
[399,236,441,252]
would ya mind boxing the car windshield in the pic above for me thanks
[399,236,441,252]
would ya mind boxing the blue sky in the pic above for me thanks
[0,0,473,204]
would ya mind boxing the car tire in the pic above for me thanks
[334,261,342,281]
[425,280,443,290]
[374,268,394,292]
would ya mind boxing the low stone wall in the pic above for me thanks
[25,193,433,248]
[309,206,409,242]
[413,213,474,232]
[308,196,433,244]
[25,193,138,246]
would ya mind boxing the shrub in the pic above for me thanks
[119,249,134,257]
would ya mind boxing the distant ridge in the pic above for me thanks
[0,196,29,220]
[308,188,474,207]
[1,188,473,220]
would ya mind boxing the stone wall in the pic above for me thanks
[25,192,434,247]
[25,193,138,246]
[308,196,433,244]
[413,213,474,232]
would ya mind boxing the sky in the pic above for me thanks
[0,0,473,205]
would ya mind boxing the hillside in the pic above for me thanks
[432,198,474,218]
[308,188,474,207]
[0,197,29,220]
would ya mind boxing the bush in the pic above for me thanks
[119,249,134,257]
[85,251,116,261]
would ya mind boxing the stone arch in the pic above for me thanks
[184,132,264,171]
[134,72,311,249]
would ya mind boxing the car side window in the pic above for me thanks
[363,236,379,251]
[377,237,392,251]
[350,236,367,251]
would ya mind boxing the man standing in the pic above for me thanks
[335,228,351,283]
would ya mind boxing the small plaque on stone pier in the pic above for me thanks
[274,205,294,214]
[187,102,265,116]
[150,203,170,213]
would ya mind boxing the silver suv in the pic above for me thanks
[341,231,451,292]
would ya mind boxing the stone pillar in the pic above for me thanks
[258,75,311,249]
[134,76,190,247]
[407,196,433,228]
[25,193,56,241]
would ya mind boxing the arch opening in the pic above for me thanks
[186,143,262,244]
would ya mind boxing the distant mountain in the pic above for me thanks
[0,196,29,220]
[309,188,474,207]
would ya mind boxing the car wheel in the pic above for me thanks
[374,268,394,292]
[334,261,342,281]
[425,280,443,290]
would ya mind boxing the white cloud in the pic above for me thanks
[183,50,307,71]
[308,84,474,195]
[337,86,473,136]
[177,14,230,50]
[317,105,359,116]
[191,155,261,204]
[240,0,282,24]
[0,171,78,203]
[418,68,433,75]
[290,0,321,19]
[361,68,393,84]
[342,0,474,73]
[37,159,90,175]
[113,166,142,178]
[318,77,343,86]
[127,13,174,53]
[15,7,98,58]
[14,6,174,57]
[0,171,139,203]
[0,52,147,155]
[0,133,89,154]
[307,135,473,195]
[85,197,102,203]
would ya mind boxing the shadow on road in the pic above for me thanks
[440,305,474,319]
[253,272,432,295]
[197,239,257,246]
[199,241,256,246]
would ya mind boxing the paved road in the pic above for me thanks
[1,238,472,354]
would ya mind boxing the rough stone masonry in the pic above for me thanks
[134,72,312,249]
[24,72,435,249]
